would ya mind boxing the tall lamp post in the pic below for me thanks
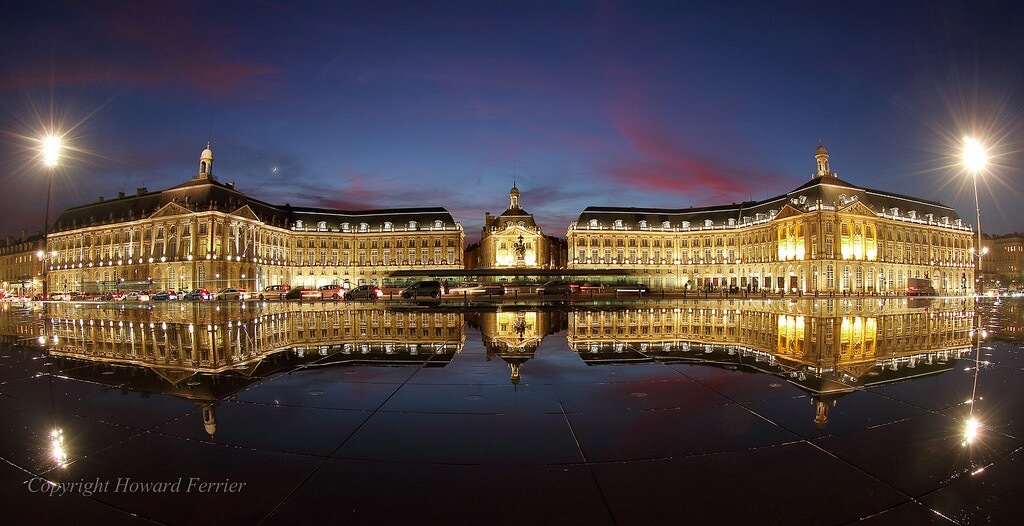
[40,135,61,300]
[962,136,987,446]
[963,137,986,294]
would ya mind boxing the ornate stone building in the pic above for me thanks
[468,183,566,270]
[567,144,977,294]
[41,143,464,295]
[0,233,44,297]
[985,233,1024,288]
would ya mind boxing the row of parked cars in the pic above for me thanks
[38,279,651,303]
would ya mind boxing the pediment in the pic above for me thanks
[230,205,261,221]
[837,200,877,218]
[771,204,805,221]
[149,202,194,218]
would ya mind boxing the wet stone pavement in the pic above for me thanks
[0,296,1021,524]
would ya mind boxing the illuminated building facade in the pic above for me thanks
[0,233,44,297]
[469,183,566,269]
[567,144,977,294]
[39,143,464,294]
[986,233,1024,288]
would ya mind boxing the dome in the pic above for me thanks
[815,144,828,155]
[510,184,520,197]
[201,141,214,161]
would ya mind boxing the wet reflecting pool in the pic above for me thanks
[1,297,1021,524]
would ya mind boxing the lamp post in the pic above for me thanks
[962,137,988,446]
[963,137,986,295]
[40,135,61,300]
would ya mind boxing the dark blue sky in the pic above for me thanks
[2,1,1022,242]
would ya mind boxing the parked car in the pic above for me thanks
[537,280,578,296]
[401,280,444,299]
[214,287,249,301]
[151,290,179,301]
[346,285,383,300]
[258,284,291,300]
[578,282,605,292]
[285,286,323,300]
[183,288,211,301]
[121,291,151,301]
[611,283,650,294]
[317,284,346,300]
[50,292,73,301]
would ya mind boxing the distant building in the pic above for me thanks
[40,143,463,295]
[468,182,566,270]
[0,232,44,297]
[567,144,977,294]
[985,233,1024,288]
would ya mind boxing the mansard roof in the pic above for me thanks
[574,176,963,230]
[50,177,458,234]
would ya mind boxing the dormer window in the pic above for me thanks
[342,222,350,232]
[434,220,443,229]
[294,220,303,229]
[662,220,671,229]
[681,221,690,229]
[925,213,933,222]
[890,207,899,216]
[639,220,648,229]
[589,219,599,228]
[908,210,917,219]
[941,216,950,224]
[359,222,368,232]
[383,221,393,231]
[704,219,713,227]
[727,218,736,226]
[409,220,417,230]
[614,219,624,229]
[317,221,327,230]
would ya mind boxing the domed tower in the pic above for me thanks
[198,141,215,180]
[509,181,521,209]
[814,141,833,179]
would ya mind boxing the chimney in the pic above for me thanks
[226,182,235,189]
[118,191,125,199]
[21,229,27,241]
[136,187,147,196]
[99,196,104,202]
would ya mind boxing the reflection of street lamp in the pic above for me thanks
[963,137,986,294]
[40,135,61,299]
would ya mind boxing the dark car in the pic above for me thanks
[183,289,211,301]
[285,286,323,300]
[346,285,383,300]
[537,280,578,296]
[401,280,443,299]
[151,289,179,301]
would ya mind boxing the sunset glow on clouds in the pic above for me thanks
[1,1,1022,243]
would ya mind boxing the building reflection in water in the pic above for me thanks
[471,309,564,385]
[566,297,975,428]
[0,297,976,437]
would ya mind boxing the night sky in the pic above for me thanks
[2,1,1022,243]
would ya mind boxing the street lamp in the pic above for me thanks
[40,135,61,300]
[963,137,986,295]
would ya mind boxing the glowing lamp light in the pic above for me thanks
[42,136,62,167]
[962,137,986,173]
